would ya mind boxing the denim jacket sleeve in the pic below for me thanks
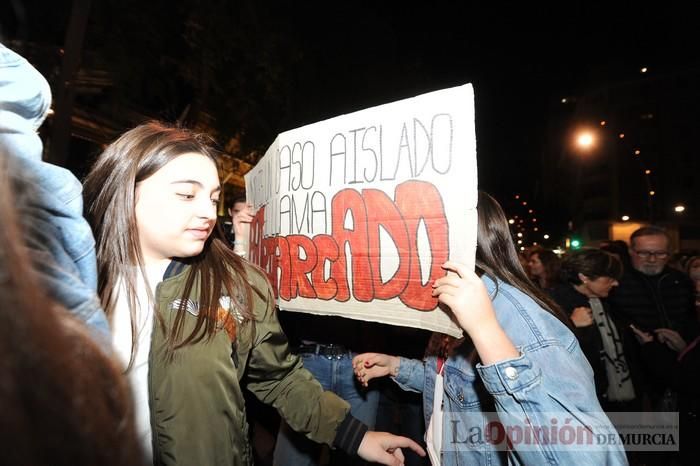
[10,159,111,348]
[476,342,628,465]
[392,357,426,393]
[1,41,111,349]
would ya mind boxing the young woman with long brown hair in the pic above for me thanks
[353,192,627,465]
[82,121,424,466]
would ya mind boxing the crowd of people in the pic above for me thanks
[525,231,699,466]
[2,40,698,466]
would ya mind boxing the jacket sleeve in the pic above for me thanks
[392,357,426,393]
[243,278,366,453]
[476,341,628,465]
[12,162,111,349]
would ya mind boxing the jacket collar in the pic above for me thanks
[164,259,188,280]
[481,274,499,299]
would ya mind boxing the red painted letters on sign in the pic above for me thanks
[248,180,449,311]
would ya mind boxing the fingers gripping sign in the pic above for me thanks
[232,204,254,257]
[431,261,520,365]
[432,261,495,335]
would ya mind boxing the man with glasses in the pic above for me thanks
[608,226,696,412]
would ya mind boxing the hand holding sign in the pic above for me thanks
[432,261,495,336]
[232,203,254,257]
[432,261,520,365]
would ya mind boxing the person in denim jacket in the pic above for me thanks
[354,192,628,465]
[0,42,110,345]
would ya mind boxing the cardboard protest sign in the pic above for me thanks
[245,84,477,337]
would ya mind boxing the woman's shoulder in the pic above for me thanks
[484,277,577,351]
[239,261,273,294]
[548,282,587,311]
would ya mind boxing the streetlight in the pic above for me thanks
[674,205,686,213]
[575,131,595,150]
[621,215,630,221]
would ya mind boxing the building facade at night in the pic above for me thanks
[541,66,700,252]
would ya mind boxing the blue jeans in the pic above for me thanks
[273,351,379,466]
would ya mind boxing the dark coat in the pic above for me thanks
[548,283,610,397]
[608,266,697,402]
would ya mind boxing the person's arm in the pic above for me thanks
[353,353,426,393]
[12,166,112,353]
[243,281,357,449]
[654,328,687,353]
[244,272,424,463]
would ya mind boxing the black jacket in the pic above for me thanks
[608,266,697,400]
[608,266,695,334]
[548,284,609,397]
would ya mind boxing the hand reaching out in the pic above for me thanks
[358,431,426,466]
[352,353,400,387]
[654,328,687,352]
[630,324,653,344]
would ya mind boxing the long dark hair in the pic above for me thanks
[475,192,570,326]
[0,154,143,465]
[530,249,561,289]
[83,122,254,357]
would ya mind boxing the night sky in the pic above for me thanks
[2,1,697,228]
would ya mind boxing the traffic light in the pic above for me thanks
[567,237,582,250]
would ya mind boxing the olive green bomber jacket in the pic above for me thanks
[149,261,367,465]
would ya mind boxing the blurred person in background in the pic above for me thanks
[600,239,632,267]
[527,248,561,292]
[684,255,700,320]
[608,226,697,412]
[549,249,636,409]
[0,153,144,466]
[630,323,699,466]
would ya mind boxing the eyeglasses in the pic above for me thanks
[633,250,669,259]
